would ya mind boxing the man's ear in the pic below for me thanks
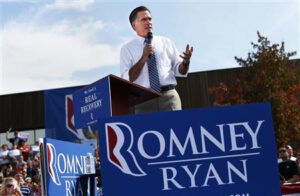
[131,22,136,30]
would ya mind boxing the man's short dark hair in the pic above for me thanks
[129,6,150,24]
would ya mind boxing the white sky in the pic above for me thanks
[0,0,299,95]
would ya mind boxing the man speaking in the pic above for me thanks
[120,6,193,114]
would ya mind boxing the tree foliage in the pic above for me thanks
[208,32,300,145]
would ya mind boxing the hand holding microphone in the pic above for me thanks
[143,31,154,59]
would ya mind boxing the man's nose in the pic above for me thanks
[146,21,152,27]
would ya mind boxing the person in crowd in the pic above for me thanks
[0,144,10,165]
[31,141,40,157]
[278,144,297,163]
[32,154,40,169]
[26,160,38,178]
[278,146,299,184]
[8,144,21,167]
[120,6,193,113]
[2,164,15,178]
[0,144,9,153]
[31,175,41,196]
[0,177,22,196]
[19,140,32,161]
[16,155,26,169]
[6,130,25,148]
[286,145,297,161]
[14,173,32,196]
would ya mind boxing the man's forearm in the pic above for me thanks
[129,56,148,82]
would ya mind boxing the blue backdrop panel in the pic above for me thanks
[44,87,83,142]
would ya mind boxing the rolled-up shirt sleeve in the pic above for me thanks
[120,46,132,81]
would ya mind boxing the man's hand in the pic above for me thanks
[142,44,154,60]
[180,44,193,66]
[179,44,193,74]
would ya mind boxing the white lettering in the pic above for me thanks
[65,181,72,196]
[84,93,98,104]
[244,121,263,149]
[77,181,84,196]
[80,99,102,114]
[181,164,202,188]
[58,153,66,173]
[202,163,225,187]
[200,125,225,153]
[159,160,249,191]
[160,167,185,190]
[229,124,247,151]
[138,131,165,159]
[76,156,85,174]
[227,160,248,184]
[66,155,75,174]
[168,127,200,157]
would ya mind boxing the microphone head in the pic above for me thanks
[147,31,153,40]
[146,31,153,45]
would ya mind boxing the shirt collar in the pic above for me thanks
[135,34,146,44]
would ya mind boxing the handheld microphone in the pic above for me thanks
[146,32,153,58]
[146,31,153,44]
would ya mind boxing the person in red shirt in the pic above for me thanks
[18,140,31,162]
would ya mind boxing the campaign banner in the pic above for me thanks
[98,103,281,196]
[40,138,95,196]
[18,132,30,140]
[73,76,112,129]
[44,87,98,142]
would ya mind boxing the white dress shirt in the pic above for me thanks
[120,35,187,88]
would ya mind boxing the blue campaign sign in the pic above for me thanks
[98,103,281,196]
[73,76,112,129]
[41,138,95,196]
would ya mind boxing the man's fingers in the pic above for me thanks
[179,54,188,60]
[180,44,193,60]
[184,44,193,54]
[182,52,191,57]
[185,44,190,52]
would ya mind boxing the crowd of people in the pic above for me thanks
[278,144,300,184]
[0,130,41,196]
[0,130,102,196]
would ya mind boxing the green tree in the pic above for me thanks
[209,32,300,145]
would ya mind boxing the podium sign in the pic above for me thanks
[73,76,111,129]
[72,75,159,130]
[40,138,95,196]
[98,103,281,196]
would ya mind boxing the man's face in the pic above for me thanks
[279,148,289,159]
[2,145,8,150]
[15,174,24,184]
[132,10,152,38]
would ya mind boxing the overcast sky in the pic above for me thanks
[0,0,299,95]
